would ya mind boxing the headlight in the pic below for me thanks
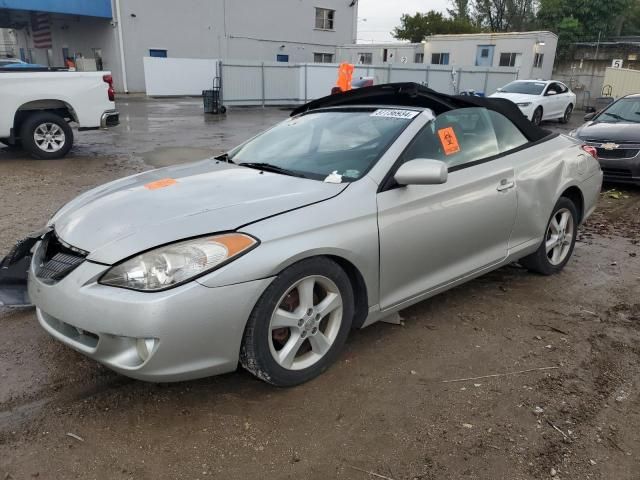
[517,102,532,107]
[100,233,257,291]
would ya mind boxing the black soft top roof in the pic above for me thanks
[291,82,550,142]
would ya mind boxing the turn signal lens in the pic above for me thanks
[100,233,258,291]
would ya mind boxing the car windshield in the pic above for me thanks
[500,81,547,95]
[228,109,417,181]
[596,98,640,123]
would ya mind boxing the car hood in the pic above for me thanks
[574,121,640,143]
[489,92,537,104]
[50,159,347,264]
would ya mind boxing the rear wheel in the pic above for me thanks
[240,257,354,386]
[531,107,543,126]
[20,112,73,159]
[519,197,578,275]
[560,104,573,123]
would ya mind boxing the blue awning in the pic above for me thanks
[0,0,112,18]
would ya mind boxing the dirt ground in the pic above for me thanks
[0,99,639,480]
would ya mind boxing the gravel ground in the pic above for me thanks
[0,100,639,480]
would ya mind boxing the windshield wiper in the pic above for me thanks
[239,162,307,178]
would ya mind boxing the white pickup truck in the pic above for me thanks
[0,69,119,159]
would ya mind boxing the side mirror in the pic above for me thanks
[584,112,596,121]
[546,90,557,96]
[496,87,503,92]
[394,159,448,186]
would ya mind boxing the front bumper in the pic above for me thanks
[517,104,536,121]
[100,109,120,128]
[598,157,640,185]
[28,245,273,382]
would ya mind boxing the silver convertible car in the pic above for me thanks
[0,83,602,386]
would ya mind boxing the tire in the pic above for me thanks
[20,112,73,159]
[240,257,354,387]
[559,104,573,124]
[531,107,543,126]
[519,197,578,275]
[220,106,227,114]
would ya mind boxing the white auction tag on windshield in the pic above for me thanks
[370,109,420,120]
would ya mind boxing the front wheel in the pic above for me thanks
[531,107,543,126]
[20,112,73,159]
[560,104,573,124]
[240,257,354,387]
[519,197,578,275]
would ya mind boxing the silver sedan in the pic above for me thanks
[2,84,603,386]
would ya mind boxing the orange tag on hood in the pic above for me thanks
[437,127,461,155]
[144,178,177,190]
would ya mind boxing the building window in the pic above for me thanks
[499,52,520,67]
[415,53,425,63]
[314,52,334,63]
[315,8,335,30]
[480,48,490,58]
[533,53,544,68]
[431,52,450,65]
[149,49,167,58]
[358,52,373,64]
[276,54,289,62]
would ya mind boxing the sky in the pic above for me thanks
[356,0,450,43]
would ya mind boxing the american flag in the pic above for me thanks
[30,12,52,49]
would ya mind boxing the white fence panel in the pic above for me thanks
[388,65,429,84]
[485,71,519,95]
[143,57,219,96]
[263,63,300,104]
[221,62,263,106]
[144,57,526,103]
[427,69,456,94]
[301,63,339,101]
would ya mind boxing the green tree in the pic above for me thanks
[448,0,472,21]
[393,10,478,42]
[473,0,536,32]
[536,0,634,57]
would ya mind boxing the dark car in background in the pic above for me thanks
[570,94,640,185]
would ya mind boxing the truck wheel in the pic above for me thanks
[20,112,73,159]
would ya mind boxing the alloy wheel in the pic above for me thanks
[33,123,66,153]
[268,275,343,371]
[545,208,574,265]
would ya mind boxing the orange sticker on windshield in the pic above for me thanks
[437,127,461,155]
[144,178,177,190]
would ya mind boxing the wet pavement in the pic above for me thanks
[1,99,639,479]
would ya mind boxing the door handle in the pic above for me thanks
[497,179,515,192]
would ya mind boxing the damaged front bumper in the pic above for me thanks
[0,228,50,306]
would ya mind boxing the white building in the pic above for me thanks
[0,0,358,92]
[337,31,558,81]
